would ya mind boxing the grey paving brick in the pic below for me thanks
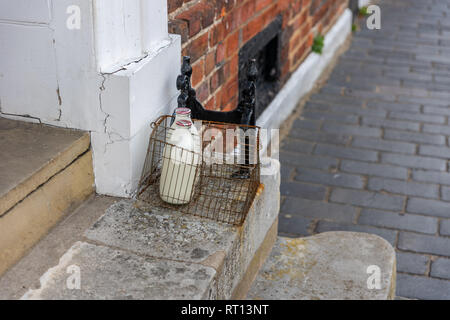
[378,85,429,98]
[384,129,446,145]
[431,258,450,280]
[385,57,431,69]
[350,74,401,87]
[281,198,357,223]
[345,89,397,102]
[418,54,450,65]
[301,111,359,124]
[294,167,364,189]
[368,177,439,198]
[280,182,326,200]
[407,197,450,218]
[315,221,397,246]
[384,71,432,82]
[280,152,338,170]
[289,129,350,145]
[423,105,450,116]
[309,93,363,107]
[381,153,447,171]
[389,111,446,124]
[362,116,420,131]
[322,123,382,138]
[341,160,408,179]
[396,274,450,300]
[412,170,450,185]
[368,48,413,59]
[281,139,314,154]
[352,137,416,154]
[343,54,384,65]
[291,119,321,131]
[430,92,450,103]
[423,124,450,135]
[303,101,332,112]
[343,80,376,91]
[331,105,387,118]
[398,232,450,257]
[419,145,450,159]
[435,75,450,86]
[278,215,312,237]
[314,144,378,162]
[319,84,344,95]
[397,95,448,107]
[396,251,429,275]
[330,188,404,211]
[440,219,450,236]
[366,101,421,113]
[404,79,450,92]
[359,209,438,234]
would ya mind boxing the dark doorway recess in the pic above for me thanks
[238,15,282,119]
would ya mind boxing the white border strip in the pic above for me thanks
[358,0,371,8]
[257,8,352,131]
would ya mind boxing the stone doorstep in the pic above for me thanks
[0,117,95,276]
[247,232,397,300]
[0,151,95,277]
[0,118,90,216]
[21,158,281,299]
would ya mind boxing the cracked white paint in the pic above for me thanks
[92,34,180,197]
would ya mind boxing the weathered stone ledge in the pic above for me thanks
[22,158,280,299]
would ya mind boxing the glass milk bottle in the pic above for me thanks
[160,119,200,204]
[173,108,200,151]
[172,107,201,174]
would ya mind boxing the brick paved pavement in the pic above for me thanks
[278,0,450,299]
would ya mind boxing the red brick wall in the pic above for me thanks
[168,0,349,111]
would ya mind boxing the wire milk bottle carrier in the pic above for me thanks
[138,57,261,225]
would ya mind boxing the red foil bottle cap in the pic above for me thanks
[175,107,191,115]
[175,119,192,127]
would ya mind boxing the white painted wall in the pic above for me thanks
[0,23,60,121]
[0,0,103,130]
[0,0,181,197]
[358,0,371,8]
[93,0,169,72]
[141,0,168,53]
[0,0,52,23]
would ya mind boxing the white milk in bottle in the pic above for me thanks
[160,119,200,204]
[172,107,201,179]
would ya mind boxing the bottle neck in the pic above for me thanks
[175,114,191,121]
[174,125,191,130]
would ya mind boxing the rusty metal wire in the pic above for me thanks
[138,115,261,225]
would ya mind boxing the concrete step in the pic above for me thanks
[247,232,397,300]
[0,195,117,299]
[3,158,280,300]
[0,118,94,276]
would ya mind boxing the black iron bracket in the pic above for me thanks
[349,0,359,22]
[175,56,257,126]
